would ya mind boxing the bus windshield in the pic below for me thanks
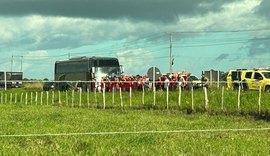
[95,67,120,80]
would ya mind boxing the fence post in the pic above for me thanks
[103,87,106,109]
[120,87,123,108]
[72,90,74,108]
[166,86,169,110]
[20,93,23,104]
[87,88,89,108]
[142,85,145,105]
[41,92,43,105]
[30,92,33,105]
[237,86,241,112]
[46,91,49,106]
[58,91,61,105]
[153,86,156,106]
[94,88,97,108]
[112,87,115,106]
[52,91,55,105]
[191,87,194,110]
[129,87,132,108]
[204,87,209,111]
[25,93,28,105]
[79,90,82,108]
[221,86,224,111]
[66,91,68,107]
[178,86,182,109]
[35,92,38,105]
[10,93,12,105]
[258,86,262,115]
[15,93,17,104]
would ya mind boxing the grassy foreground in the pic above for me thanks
[0,104,269,155]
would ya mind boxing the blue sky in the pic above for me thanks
[0,0,270,79]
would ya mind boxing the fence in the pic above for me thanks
[0,81,269,116]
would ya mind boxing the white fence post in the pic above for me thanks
[15,93,17,104]
[166,86,169,110]
[66,91,68,106]
[41,92,43,105]
[129,87,132,108]
[10,93,12,105]
[94,88,97,108]
[204,87,209,111]
[103,87,106,109]
[72,90,74,108]
[153,86,156,106]
[221,86,224,111]
[52,91,55,105]
[112,87,115,106]
[178,86,181,109]
[46,91,49,106]
[120,87,123,108]
[79,90,82,108]
[87,89,90,108]
[58,91,61,105]
[142,85,145,105]
[237,86,241,112]
[35,92,38,105]
[191,87,194,110]
[258,86,262,115]
[25,93,28,105]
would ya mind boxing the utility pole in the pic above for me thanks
[20,56,23,72]
[169,32,173,75]
[11,55,14,72]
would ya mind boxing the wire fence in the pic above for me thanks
[0,80,269,117]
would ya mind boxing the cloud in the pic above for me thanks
[248,37,270,56]
[116,48,154,75]
[0,0,238,23]
[255,0,270,20]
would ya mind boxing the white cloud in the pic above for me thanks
[116,48,154,75]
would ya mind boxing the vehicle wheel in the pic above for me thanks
[265,86,270,92]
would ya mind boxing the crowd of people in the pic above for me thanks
[91,73,208,92]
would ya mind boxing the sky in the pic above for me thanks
[0,0,270,79]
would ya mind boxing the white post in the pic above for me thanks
[87,88,89,108]
[4,71,7,91]
[142,85,145,105]
[35,92,38,105]
[120,87,123,108]
[72,90,74,108]
[204,87,209,111]
[20,93,23,104]
[221,86,224,111]
[191,87,194,110]
[30,92,33,105]
[15,93,17,104]
[258,86,262,115]
[66,91,68,106]
[153,86,156,106]
[112,87,115,106]
[94,88,97,108]
[46,91,49,106]
[166,86,169,110]
[52,91,55,105]
[58,91,61,105]
[178,86,181,109]
[25,93,28,105]
[41,92,43,105]
[79,90,82,107]
[5,94,7,104]
[237,86,241,111]
[217,71,220,88]
[0,94,2,104]
[129,87,132,107]
[103,87,106,109]
[10,93,12,105]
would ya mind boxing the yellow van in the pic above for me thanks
[227,68,270,91]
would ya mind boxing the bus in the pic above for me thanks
[0,72,23,89]
[47,56,123,91]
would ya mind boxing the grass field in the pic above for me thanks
[0,88,270,155]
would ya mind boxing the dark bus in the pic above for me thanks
[0,72,23,89]
[49,56,123,91]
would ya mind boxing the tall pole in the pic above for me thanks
[11,55,14,72]
[169,32,173,75]
[20,56,23,72]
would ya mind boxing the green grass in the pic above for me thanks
[0,105,269,155]
[0,88,270,155]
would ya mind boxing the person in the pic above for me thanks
[164,76,170,90]
[201,74,208,89]
[178,74,186,90]
[185,73,193,90]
